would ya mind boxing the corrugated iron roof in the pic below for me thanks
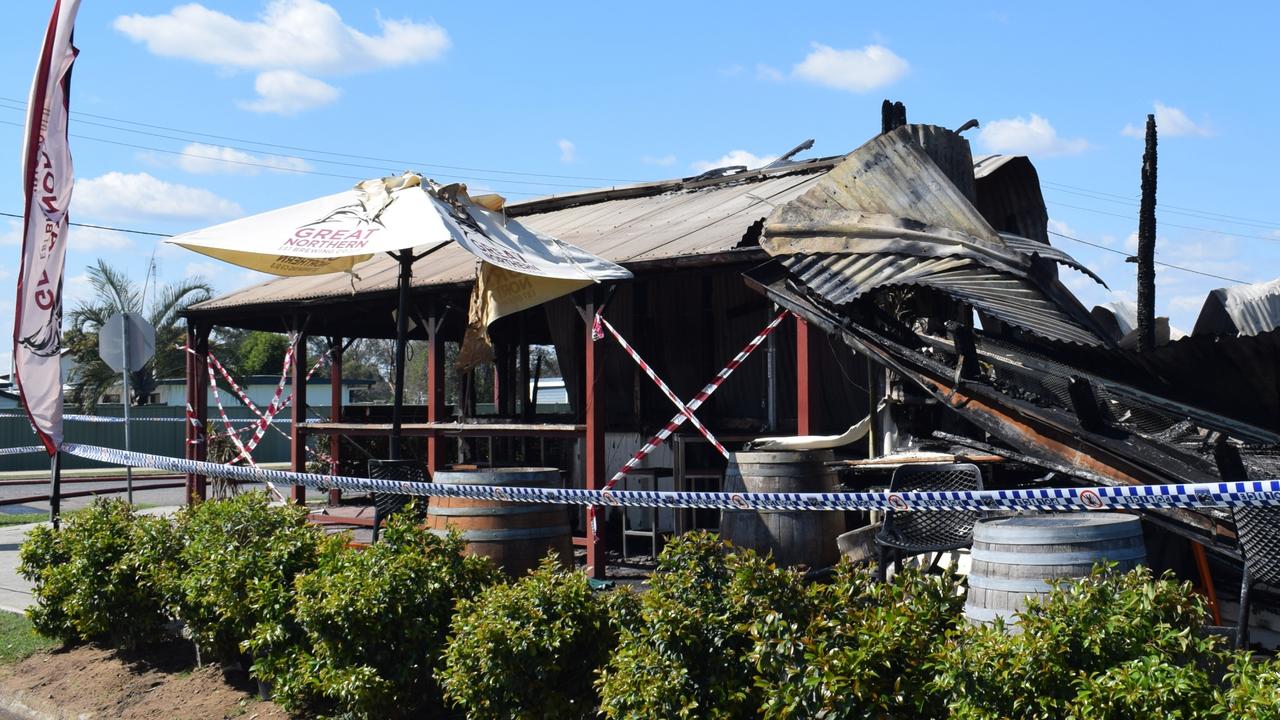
[191,162,835,313]
[1192,278,1280,337]
[780,252,1105,346]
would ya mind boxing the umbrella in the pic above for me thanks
[169,172,631,460]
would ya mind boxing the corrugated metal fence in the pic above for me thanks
[0,406,331,472]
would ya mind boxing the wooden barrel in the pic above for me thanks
[965,513,1146,626]
[720,450,846,569]
[428,468,572,577]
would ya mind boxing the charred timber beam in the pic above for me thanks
[1067,376,1106,432]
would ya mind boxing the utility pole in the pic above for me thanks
[1136,113,1158,351]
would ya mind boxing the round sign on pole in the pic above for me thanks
[99,312,156,373]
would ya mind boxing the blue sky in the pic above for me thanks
[3,1,1278,371]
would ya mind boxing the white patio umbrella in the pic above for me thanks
[169,172,631,459]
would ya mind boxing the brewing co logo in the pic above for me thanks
[1078,489,1105,510]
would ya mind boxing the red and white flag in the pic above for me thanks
[15,0,81,455]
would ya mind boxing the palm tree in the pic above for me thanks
[63,260,213,411]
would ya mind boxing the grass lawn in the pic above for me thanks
[0,503,158,528]
[0,611,56,665]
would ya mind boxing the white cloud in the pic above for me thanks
[756,63,784,82]
[75,172,243,222]
[184,261,225,280]
[1047,218,1076,238]
[979,114,1089,157]
[176,143,311,175]
[0,219,20,246]
[1169,294,1207,312]
[641,154,677,167]
[792,43,908,93]
[1122,102,1213,139]
[238,70,340,115]
[63,272,94,311]
[558,139,576,164]
[113,0,449,75]
[691,150,778,172]
[69,226,133,251]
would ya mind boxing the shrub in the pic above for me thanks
[254,509,501,719]
[19,499,177,649]
[1216,653,1280,720]
[931,565,1225,720]
[751,564,964,719]
[596,531,810,720]
[173,492,324,663]
[439,556,636,719]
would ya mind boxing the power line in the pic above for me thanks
[0,211,172,237]
[1046,199,1280,245]
[1047,229,1246,284]
[0,119,559,194]
[0,96,638,184]
[1043,180,1280,230]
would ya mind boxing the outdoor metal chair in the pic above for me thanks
[875,462,983,581]
[1231,504,1280,649]
[368,459,427,543]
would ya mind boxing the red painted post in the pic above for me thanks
[290,332,307,504]
[426,313,445,477]
[328,337,342,506]
[584,296,606,579]
[796,315,816,435]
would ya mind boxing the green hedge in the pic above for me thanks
[252,508,502,719]
[19,499,175,649]
[440,556,637,719]
[19,507,1280,719]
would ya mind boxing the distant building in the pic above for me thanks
[101,375,378,408]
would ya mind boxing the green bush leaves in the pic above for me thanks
[19,499,176,649]
[440,555,633,719]
[19,509,1280,719]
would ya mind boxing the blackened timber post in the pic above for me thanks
[1137,113,1158,352]
[796,316,817,434]
[185,322,210,504]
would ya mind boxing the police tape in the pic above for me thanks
[53,443,1280,512]
[0,446,46,456]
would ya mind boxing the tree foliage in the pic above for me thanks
[64,259,212,411]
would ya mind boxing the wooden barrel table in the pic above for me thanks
[965,513,1146,626]
[720,450,846,569]
[428,468,572,577]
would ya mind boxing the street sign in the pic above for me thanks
[99,312,155,373]
[98,312,156,504]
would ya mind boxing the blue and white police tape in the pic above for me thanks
[0,446,46,456]
[56,443,1280,512]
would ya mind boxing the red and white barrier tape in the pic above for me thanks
[593,314,727,457]
[588,310,789,538]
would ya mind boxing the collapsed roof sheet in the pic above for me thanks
[780,252,1105,346]
[1192,278,1280,337]
[762,125,1108,346]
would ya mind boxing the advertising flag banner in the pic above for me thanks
[16,0,81,454]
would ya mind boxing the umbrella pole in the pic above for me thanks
[390,249,413,461]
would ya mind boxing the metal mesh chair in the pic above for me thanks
[1231,505,1280,649]
[368,459,427,543]
[875,463,983,581]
